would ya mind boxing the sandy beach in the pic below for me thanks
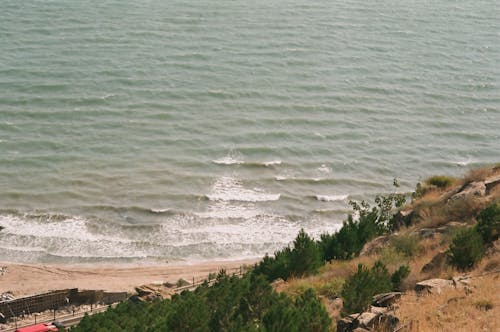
[0,259,259,297]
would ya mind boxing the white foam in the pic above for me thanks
[212,156,244,165]
[455,159,473,167]
[318,164,331,173]
[150,208,170,213]
[263,160,282,166]
[206,176,280,202]
[0,214,126,243]
[316,194,349,202]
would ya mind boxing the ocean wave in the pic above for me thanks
[206,193,280,202]
[206,176,281,202]
[212,156,244,165]
[315,194,349,202]
[212,157,282,167]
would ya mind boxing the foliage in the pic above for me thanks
[321,192,405,262]
[254,229,321,281]
[425,175,455,188]
[341,261,410,314]
[412,182,424,200]
[71,271,331,332]
[476,203,500,244]
[447,228,485,271]
[290,229,322,277]
[391,265,410,291]
[262,289,331,332]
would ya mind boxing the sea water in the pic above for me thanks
[0,0,499,264]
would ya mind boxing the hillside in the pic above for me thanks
[280,165,500,331]
[69,165,500,331]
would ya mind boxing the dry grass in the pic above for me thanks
[462,167,497,185]
[395,273,500,332]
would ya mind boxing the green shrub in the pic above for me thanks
[341,261,410,314]
[425,175,455,188]
[341,261,392,314]
[391,265,410,291]
[290,229,322,277]
[447,228,485,271]
[254,229,321,281]
[476,203,500,244]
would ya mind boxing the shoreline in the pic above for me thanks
[0,258,260,297]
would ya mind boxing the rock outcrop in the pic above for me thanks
[371,292,402,307]
[360,235,392,256]
[415,278,453,294]
[337,293,401,332]
[449,181,486,201]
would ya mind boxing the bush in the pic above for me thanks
[254,229,321,281]
[391,265,410,291]
[341,261,391,314]
[476,203,500,244]
[290,229,322,277]
[447,228,485,271]
[341,261,410,314]
[425,175,455,188]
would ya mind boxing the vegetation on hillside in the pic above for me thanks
[71,165,500,331]
[72,271,331,332]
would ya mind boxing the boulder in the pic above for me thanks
[356,312,378,328]
[415,278,453,294]
[449,181,486,201]
[485,175,500,194]
[337,316,355,332]
[337,309,399,332]
[360,235,391,256]
[371,292,402,307]
[373,313,399,331]
[421,251,447,274]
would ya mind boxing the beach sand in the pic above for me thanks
[0,259,259,297]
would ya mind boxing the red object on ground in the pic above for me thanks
[15,323,58,332]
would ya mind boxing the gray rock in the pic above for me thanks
[415,278,453,294]
[449,181,486,201]
[485,175,500,194]
[337,316,355,332]
[356,312,378,328]
[371,292,402,307]
[369,305,389,314]
[360,235,391,256]
[374,313,399,331]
